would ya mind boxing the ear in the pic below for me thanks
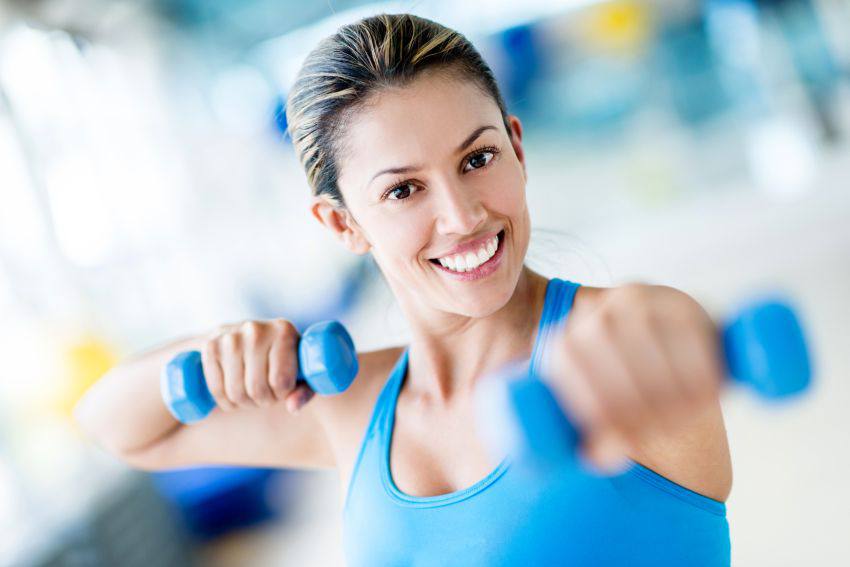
[507,115,527,181]
[310,195,371,255]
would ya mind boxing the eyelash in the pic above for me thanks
[380,145,501,202]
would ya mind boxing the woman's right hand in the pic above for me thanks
[200,318,315,415]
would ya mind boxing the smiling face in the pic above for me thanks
[311,68,531,319]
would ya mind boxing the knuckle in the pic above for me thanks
[215,321,238,336]
[241,320,262,343]
[275,320,300,342]
[221,331,239,350]
[667,289,702,324]
[272,318,295,331]
[623,282,651,301]
[202,340,219,360]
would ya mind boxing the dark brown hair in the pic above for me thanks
[285,13,512,208]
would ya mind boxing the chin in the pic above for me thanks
[451,275,518,318]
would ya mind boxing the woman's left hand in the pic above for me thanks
[544,283,726,474]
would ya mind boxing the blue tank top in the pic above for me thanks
[343,278,730,566]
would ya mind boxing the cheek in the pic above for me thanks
[370,212,431,263]
[485,171,526,217]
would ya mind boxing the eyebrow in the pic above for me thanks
[366,124,498,189]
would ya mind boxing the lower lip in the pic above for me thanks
[430,230,505,282]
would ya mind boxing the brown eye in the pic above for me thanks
[386,182,418,201]
[464,150,495,172]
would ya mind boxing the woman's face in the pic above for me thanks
[321,69,531,319]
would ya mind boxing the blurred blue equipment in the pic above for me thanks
[161,320,358,424]
[479,296,813,473]
[151,466,287,542]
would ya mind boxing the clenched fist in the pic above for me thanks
[543,284,725,473]
[200,318,315,414]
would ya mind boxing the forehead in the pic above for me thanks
[336,71,503,191]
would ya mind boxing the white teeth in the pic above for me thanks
[435,234,500,273]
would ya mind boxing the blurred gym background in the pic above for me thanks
[0,0,848,565]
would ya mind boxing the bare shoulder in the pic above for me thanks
[310,346,406,475]
[568,284,609,325]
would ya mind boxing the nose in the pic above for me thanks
[433,178,487,236]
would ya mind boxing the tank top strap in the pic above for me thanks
[369,278,581,422]
[373,277,581,425]
[343,348,409,510]
[368,348,409,438]
[529,277,581,378]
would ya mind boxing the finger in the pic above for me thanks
[268,324,299,400]
[657,311,724,414]
[222,332,251,407]
[580,428,632,476]
[544,336,604,435]
[612,308,692,435]
[244,335,275,408]
[285,382,315,415]
[545,331,643,459]
[245,346,275,407]
[201,339,235,411]
[567,320,656,444]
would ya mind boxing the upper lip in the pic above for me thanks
[429,230,501,260]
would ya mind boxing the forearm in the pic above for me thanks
[73,333,208,456]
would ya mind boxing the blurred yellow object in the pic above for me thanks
[52,334,119,418]
[582,0,652,53]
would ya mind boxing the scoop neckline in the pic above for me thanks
[379,348,514,507]
[379,278,561,507]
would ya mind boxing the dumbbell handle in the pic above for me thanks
[161,320,357,424]
[478,297,813,472]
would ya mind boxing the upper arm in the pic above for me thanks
[626,398,733,503]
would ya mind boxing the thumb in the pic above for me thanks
[285,383,316,414]
[579,429,633,476]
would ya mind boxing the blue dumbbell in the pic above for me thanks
[475,296,813,473]
[161,320,358,424]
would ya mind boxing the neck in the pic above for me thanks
[399,266,549,408]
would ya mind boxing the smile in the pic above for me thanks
[428,229,505,281]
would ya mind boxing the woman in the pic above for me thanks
[75,13,732,566]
